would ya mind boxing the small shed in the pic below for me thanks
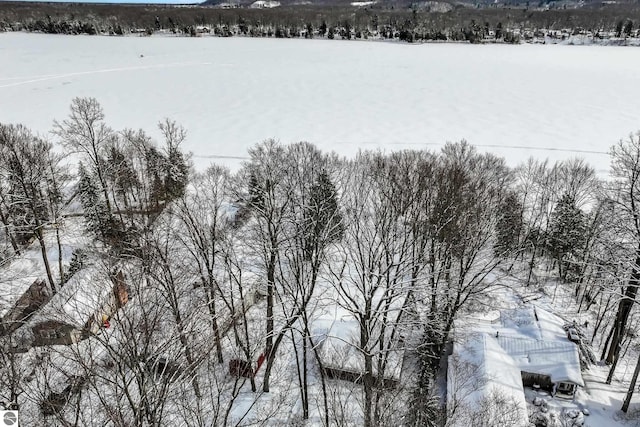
[312,317,403,389]
[228,353,266,378]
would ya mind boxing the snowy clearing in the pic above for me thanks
[1,33,640,173]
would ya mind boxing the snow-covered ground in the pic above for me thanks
[0,218,89,320]
[453,265,640,427]
[2,33,640,173]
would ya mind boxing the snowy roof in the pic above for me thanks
[449,303,585,425]
[249,0,280,7]
[0,262,42,320]
[534,305,571,341]
[26,263,116,328]
[448,333,529,427]
[499,305,570,342]
[493,305,585,386]
[0,219,86,319]
[312,316,403,382]
[497,335,584,387]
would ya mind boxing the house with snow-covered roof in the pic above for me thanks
[496,335,584,394]
[0,217,89,337]
[495,305,585,394]
[17,265,129,347]
[448,333,529,427]
[448,305,585,425]
[0,278,51,336]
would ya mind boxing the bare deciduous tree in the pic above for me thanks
[0,123,66,293]
[53,97,115,214]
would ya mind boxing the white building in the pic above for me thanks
[448,305,585,426]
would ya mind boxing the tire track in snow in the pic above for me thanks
[0,61,213,89]
[0,73,64,82]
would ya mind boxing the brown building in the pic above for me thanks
[0,279,51,335]
[24,266,129,347]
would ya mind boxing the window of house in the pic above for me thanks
[39,329,58,340]
[558,382,573,392]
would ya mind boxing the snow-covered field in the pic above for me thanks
[2,33,640,173]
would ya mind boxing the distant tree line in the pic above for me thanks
[1,1,639,43]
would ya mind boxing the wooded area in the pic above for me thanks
[1,98,640,425]
[1,0,640,43]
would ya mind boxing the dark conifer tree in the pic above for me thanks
[548,193,585,280]
[319,20,327,36]
[164,144,188,202]
[494,191,523,258]
[303,170,343,260]
[248,172,264,210]
[77,162,114,242]
[145,146,165,208]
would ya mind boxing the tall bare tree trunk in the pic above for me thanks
[263,244,276,392]
[35,223,56,293]
[0,203,20,255]
[605,245,640,364]
[622,351,640,412]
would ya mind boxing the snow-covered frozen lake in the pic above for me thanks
[1,32,639,172]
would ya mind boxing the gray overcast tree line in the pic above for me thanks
[2,1,639,45]
[2,98,640,425]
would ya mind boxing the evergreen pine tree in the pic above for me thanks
[145,146,165,207]
[624,20,634,38]
[248,172,264,211]
[303,170,343,260]
[494,192,523,258]
[164,144,188,202]
[61,248,87,286]
[548,193,585,280]
[77,162,112,240]
[106,145,138,209]
[319,20,327,36]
